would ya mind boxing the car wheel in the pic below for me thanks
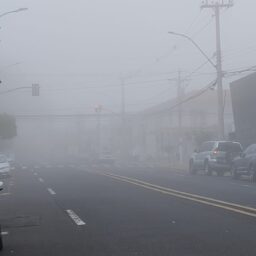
[189,160,196,175]
[204,161,212,176]
[231,166,239,180]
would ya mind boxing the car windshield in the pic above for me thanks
[218,142,242,152]
[0,155,7,163]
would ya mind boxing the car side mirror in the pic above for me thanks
[0,181,3,191]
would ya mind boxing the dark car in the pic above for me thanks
[231,144,256,182]
[189,141,243,176]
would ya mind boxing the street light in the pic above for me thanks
[0,8,28,19]
[168,31,225,139]
[168,31,216,69]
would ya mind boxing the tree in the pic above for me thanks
[0,114,17,140]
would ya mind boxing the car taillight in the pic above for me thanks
[211,150,219,158]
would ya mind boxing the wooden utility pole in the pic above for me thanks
[201,0,234,139]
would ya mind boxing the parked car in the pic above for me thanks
[231,144,256,182]
[189,141,243,176]
[0,154,10,177]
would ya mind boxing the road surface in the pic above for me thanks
[1,164,256,255]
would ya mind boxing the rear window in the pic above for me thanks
[199,142,215,152]
[0,155,7,163]
[217,142,242,152]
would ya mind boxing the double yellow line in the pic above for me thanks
[98,171,256,218]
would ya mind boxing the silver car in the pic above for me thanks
[189,141,243,176]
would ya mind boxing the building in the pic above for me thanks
[230,72,256,147]
[129,89,234,167]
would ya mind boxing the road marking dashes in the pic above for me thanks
[242,184,251,188]
[1,231,8,236]
[47,188,56,195]
[0,192,11,197]
[66,210,86,226]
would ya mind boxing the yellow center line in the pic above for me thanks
[96,171,256,218]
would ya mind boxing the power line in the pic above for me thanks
[147,79,217,116]
[185,10,203,34]
[191,16,214,38]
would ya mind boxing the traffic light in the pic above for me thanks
[32,84,40,96]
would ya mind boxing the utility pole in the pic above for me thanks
[177,71,182,136]
[95,104,102,158]
[121,78,126,127]
[177,71,183,164]
[176,71,187,164]
[120,78,127,161]
[201,0,234,139]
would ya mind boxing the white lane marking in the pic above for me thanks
[0,192,11,197]
[1,231,9,236]
[176,173,185,177]
[38,178,44,183]
[66,210,86,226]
[47,188,56,195]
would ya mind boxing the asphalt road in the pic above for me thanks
[1,164,256,255]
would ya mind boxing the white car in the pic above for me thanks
[0,154,10,176]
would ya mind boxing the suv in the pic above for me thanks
[189,141,243,176]
[231,144,256,182]
[0,154,10,177]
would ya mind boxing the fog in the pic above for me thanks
[2,1,256,255]
[0,0,255,164]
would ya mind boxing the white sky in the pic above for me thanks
[0,0,255,114]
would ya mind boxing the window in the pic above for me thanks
[199,142,215,152]
[245,144,256,155]
[0,155,7,163]
[217,142,242,153]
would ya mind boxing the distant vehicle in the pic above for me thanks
[189,141,243,176]
[231,144,256,182]
[0,154,11,177]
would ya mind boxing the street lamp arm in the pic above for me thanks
[0,86,32,95]
[168,31,216,70]
[0,8,28,19]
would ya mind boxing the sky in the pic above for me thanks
[0,0,255,115]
